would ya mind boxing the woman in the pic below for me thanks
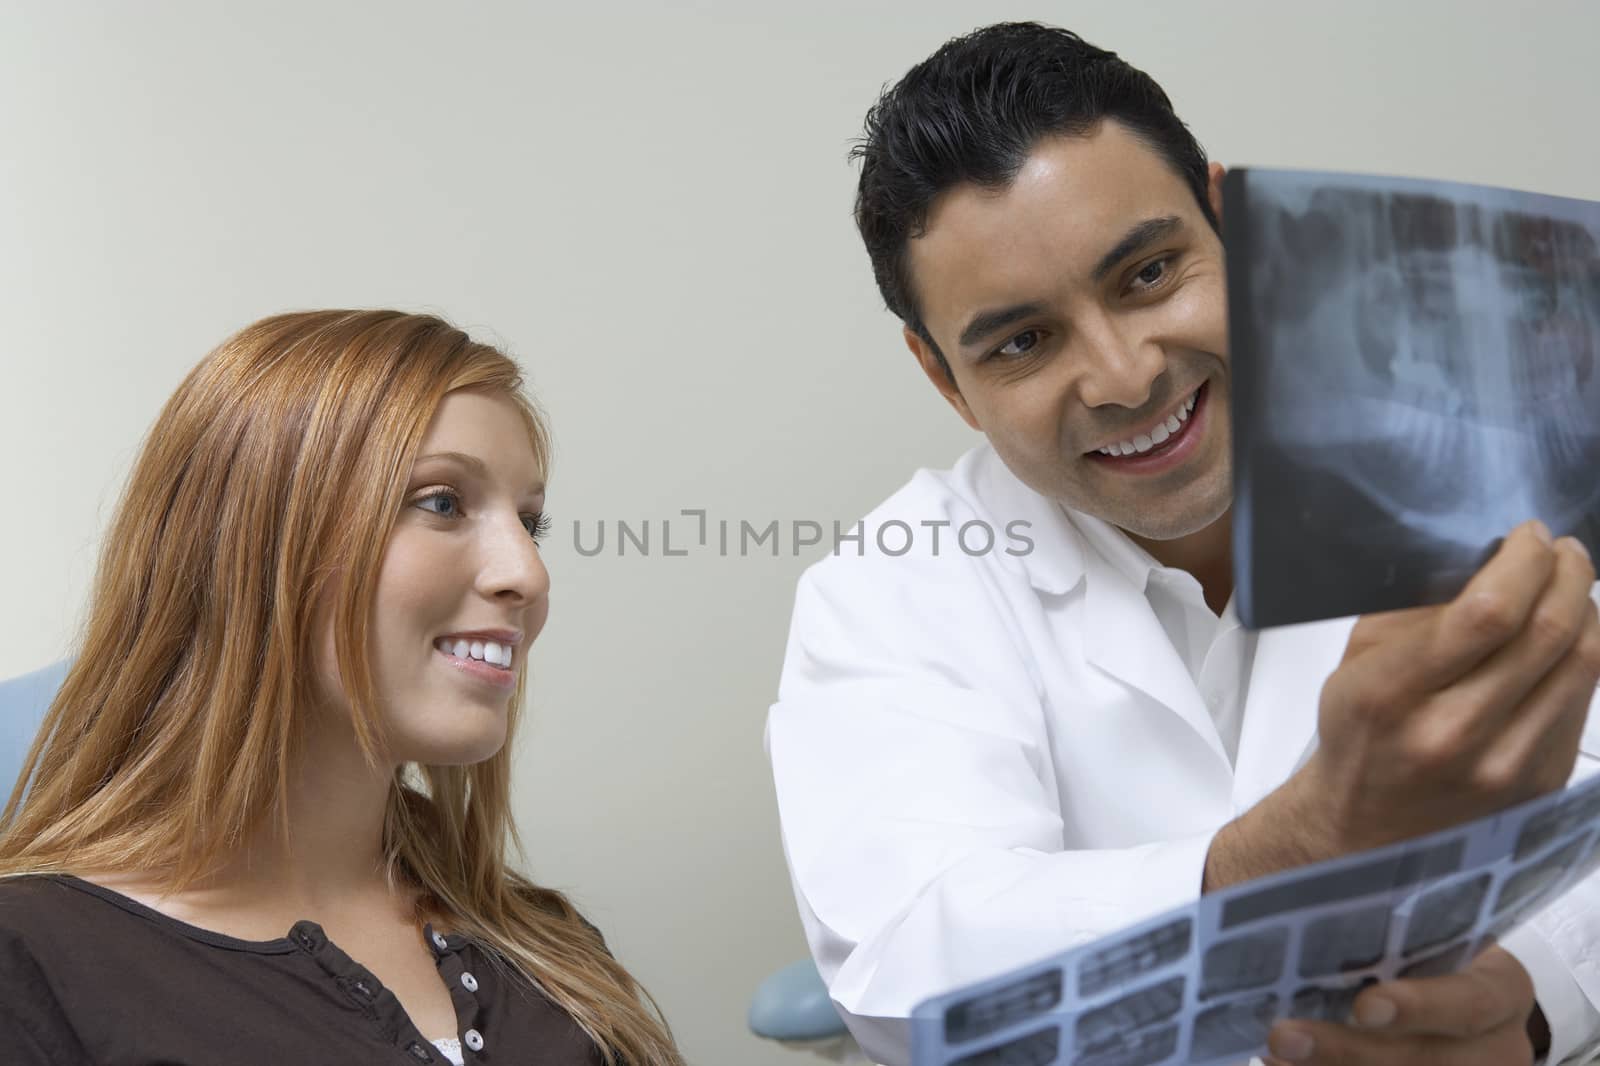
[0,310,682,1065]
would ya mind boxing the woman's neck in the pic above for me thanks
[91,714,408,930]
[219,714,400,912]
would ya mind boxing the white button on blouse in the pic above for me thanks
[460,972,479,992]
[463,1028,485,1052]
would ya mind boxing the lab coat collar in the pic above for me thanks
[1078,511,1233,769]
[968,447,1230,766]
[968,444,1358,783]
[967,445,1087,597]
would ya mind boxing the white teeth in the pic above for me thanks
[1099,389,1201,458]
[436,637,514,668]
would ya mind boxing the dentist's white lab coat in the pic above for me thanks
[766,443,1600,1066]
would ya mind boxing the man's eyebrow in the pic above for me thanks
[1091,215,1184,282]
[957,302,1048,351]
[953,217,1188,352]
[414,451,545,495]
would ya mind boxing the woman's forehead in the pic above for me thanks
[416,391,546,487]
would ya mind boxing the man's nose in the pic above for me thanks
[1075,316,1165,410]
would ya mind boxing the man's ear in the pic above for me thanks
[1207,161,1227,224]
[905,326,981,432]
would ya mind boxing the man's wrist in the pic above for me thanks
[1202,769,1338,892]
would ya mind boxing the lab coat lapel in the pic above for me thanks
[972,448,1230,768]
[1231,617,1358,813]
[1081,550,1231,769]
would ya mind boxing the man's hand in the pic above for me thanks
[1262,945,1538,1065]
[1304,520,1599,855]
[1208,520,1600,890]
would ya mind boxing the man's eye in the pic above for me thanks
[416,490,462,518]
[1131,258,1170,291]
[995,329,1043,358]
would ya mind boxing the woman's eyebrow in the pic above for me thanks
[414,451,545,495]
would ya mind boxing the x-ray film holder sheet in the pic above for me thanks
[909,770,1600,1066]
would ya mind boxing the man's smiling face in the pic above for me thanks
[904,120,1232,543]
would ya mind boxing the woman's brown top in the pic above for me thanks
[0,874,604,1065]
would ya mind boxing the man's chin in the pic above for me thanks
[1076,484,1232,544]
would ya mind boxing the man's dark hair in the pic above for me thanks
[852,22,1216,374]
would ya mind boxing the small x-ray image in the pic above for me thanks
[1296,904,1391,977]
[1399,940,1472,980]
[1078,917,1193,998]
[1402,874,1491,956]
[1289,979,1375,1023]
[1189,994,1278,1061]
[1073,1025,1178,1066]
[949,1025,1061,1066]
[1224,169,1600,628]
[1074,977,1185,1049]
[944,968,1064,1045]
[1200,927,1288,999]
[1516,787,1600,860]
[1493,833,1591,918]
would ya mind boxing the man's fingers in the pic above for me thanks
[1352,945,1533,1038]
[1475,597,1600,797]
[1435,538,1600,759]
[1264,1017,1531,1066]
[1425,521,1561,681]
[1341,522,1559,693]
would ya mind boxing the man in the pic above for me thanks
[766,22,1600,1066]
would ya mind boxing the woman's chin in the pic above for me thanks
[397,724,509,768]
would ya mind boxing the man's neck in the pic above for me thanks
[1127,509,1234,615]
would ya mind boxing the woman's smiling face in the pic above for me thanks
[323,388,552,766]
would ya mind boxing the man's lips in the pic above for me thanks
[1085,384,1204,458]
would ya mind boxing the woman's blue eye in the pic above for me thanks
[417,490,461,517]
[416,491,546,541]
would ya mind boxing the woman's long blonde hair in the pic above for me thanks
[0,309,681,1066]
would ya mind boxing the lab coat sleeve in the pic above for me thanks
[1499,584,1600,1066]
[766,549,1218,1065]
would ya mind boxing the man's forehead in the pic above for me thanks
[908,123,1200,330]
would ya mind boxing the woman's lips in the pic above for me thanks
[434,647,518,690]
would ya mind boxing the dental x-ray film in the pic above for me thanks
[909,772,1600,1066]
[1223,168,1600,628]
